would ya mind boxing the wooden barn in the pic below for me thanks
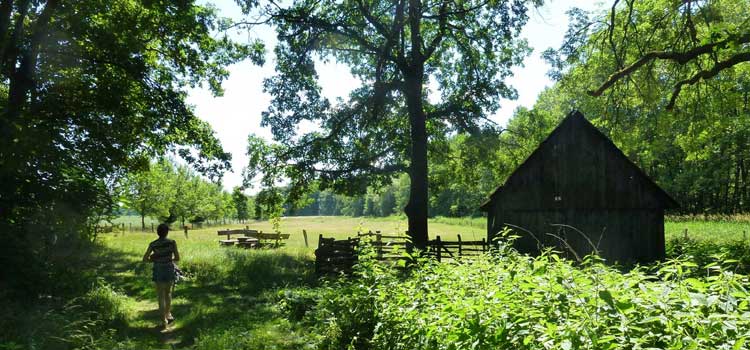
[479,111,678,264]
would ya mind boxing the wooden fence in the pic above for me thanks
[426,235,488,262]
[95,219,250,234]
[315,235,360,274]
[315,231,489,274]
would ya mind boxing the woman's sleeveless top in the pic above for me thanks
[149,238,176,263]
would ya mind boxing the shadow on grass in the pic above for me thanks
[94,245,318,348]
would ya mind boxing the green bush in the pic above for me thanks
[0,281,133,350]
[667,236,750,275]
[306,243,750,349]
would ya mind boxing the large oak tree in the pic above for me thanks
[244,0,540,249]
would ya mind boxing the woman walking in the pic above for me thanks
[142,223,180,329]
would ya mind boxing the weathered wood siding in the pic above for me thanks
[488,113,675,211]
[482,111,676,264]
[489,208,665,264]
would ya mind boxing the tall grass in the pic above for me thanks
[0,281,137,350]
[8,215,750,349]
[666,220,750,243]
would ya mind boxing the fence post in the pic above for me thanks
[683,228,688,239]
[482,238,487,253]
[436,235,442,263]
[151,223,154,233]
[184,225,189,239]
[318,234,323,249]
[303,229,309,248]
[376,233,383,260]
[457,234,462,257]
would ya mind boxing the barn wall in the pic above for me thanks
[493,114,671,210]
[489,208,665,264]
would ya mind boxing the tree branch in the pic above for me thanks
[355,0,392,39]
[667,51,750,110]
[422,0,449,61]
[588,32,750,97]
[421,0,490,19]
[607,0,621,67]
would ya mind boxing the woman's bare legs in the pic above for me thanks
[155,282,173,327]
[164,282,174,321]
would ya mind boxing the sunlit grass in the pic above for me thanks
[666,220,750,243]
[12,215,750,349]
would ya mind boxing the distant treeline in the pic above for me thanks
[265,172,486,219]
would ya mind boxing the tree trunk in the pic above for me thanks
[402,0,428,250]
[141,214,146,231]
[5,0,58,120]
[403,72,428,250]
[0,0,15,61]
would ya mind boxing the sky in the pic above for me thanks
[186,0,608,192]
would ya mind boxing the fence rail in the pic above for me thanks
[95,218,250,234]
[315,231,489,273]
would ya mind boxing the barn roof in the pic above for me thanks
[479,110,679,211]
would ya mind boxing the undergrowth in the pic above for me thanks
[5,218,750,349]
[0,281,137,350]
[295,240,750,349]
[668,236,750,275]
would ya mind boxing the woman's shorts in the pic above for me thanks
[152,262,176,283]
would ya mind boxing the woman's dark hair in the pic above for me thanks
[157,223,170,237]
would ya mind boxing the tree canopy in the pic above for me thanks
[0,0,259,298]
[545,0,750,110]
[243,0,541,248]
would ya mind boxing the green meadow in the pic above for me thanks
[4,215,750,349]
[665,220,750,243]
[2,216,486,349]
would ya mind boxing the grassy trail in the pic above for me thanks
[96,215,487,348]
[91,215,750,348]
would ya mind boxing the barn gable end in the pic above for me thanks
[480,111,678,264]
[480,111,678,212]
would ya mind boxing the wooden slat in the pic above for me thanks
[371,241,409,246]
[357,233,408,240]
[315,234,488,274]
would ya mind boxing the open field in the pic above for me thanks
[109,215,162,226]
[104,215,487,247]
[33,215,487,348]
[666,220,750,243]
[106,214,750,244]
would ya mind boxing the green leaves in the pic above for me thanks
[309,247,750,350]
[247,0,539,217]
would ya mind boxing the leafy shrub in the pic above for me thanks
[0,281,133,350]
[308,243,750,349]
[667,236,750,275]
[277,288,320,322]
